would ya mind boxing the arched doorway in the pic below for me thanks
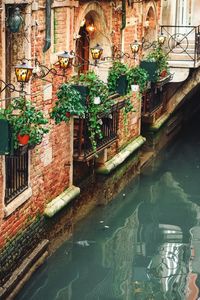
[75,3,112,81]
[76,23,90,74]
[76,10,105,74]
[144,6,157,44]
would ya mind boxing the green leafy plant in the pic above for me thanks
[122,98,135,133]
[51,83,86,124]
[146,45,169,79]
[0,109,7,120]
[2,97,49,149]
[126,66,149,93]
[107,61,128,94]
[71,71,114,152]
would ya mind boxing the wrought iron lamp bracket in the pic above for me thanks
[0,80,15,93]
[141,38,158,50]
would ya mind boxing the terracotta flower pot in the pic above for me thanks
[160,69,167,78]
[17,134,30,145]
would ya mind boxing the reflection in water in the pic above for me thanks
[16,119,200,300]
[134,171,200,300]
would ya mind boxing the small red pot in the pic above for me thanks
[160,70,167,77]
[17,134,30,145]
[66,112,71,118]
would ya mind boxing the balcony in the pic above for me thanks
[141,76,171,117]
[161,25,200,68]
[73,95,127,161]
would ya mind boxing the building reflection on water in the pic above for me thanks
[133,172,200,300]
[16,172,200,300]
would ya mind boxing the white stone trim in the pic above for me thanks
[44,185,80,217]
[96,136,146,175]
[2,151,31,219]
[4,187,32,218]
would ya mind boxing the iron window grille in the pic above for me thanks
[5,151,29,205]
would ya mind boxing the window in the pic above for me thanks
[5,152,29,205]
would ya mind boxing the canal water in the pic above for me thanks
[16,116,200,300]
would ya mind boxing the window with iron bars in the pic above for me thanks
[5,151,29,205]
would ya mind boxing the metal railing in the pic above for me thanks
[142,89,162,114]
[73,97,127,161]
[5,151,28,204]
[160,25,200,67]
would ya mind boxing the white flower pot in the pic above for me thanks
[94,96,101,105]
[131,84,140,92]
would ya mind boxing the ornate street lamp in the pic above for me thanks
[90,44,103,66]
[158,34,166,46]
[58,51,75,69]
[130,40,141,59]
[15,61,33,91]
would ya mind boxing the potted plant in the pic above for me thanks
[69,73,91,107]
[140,60,158,83]
[51,83,86,124]
[144,45,169,81]
[126,66,149,94]
[73,71,115,152]
[57,71,113,153]
[107,61,129,95]
[4,97,49,150]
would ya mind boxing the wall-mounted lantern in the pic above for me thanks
[130,40,141,59]
[158,34,166,46]
[86,23,95,33]
[8,7,23,33]
[57,51,75,69]
[15,61,33,92]
[90,44,103,65]
[15,62,33,83]
[144,20,150,29]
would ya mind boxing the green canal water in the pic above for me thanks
[16,117,200,300]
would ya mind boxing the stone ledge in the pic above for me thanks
[44,185,80,218]
[149,113,170,132]
[96,135,146,175]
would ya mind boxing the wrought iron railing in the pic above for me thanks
[160,25,200,67]
[5,151,29,204]
[73,97,127,161]
[142,89,162,114]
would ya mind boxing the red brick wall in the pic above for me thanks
[117,92,141,148]
[0,1,74,248]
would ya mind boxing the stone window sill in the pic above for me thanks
[4,187,32,218]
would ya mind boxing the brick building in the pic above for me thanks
[0,0,163,297]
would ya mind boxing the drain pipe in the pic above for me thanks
[121,0,126,55]
[43,0,51,52]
